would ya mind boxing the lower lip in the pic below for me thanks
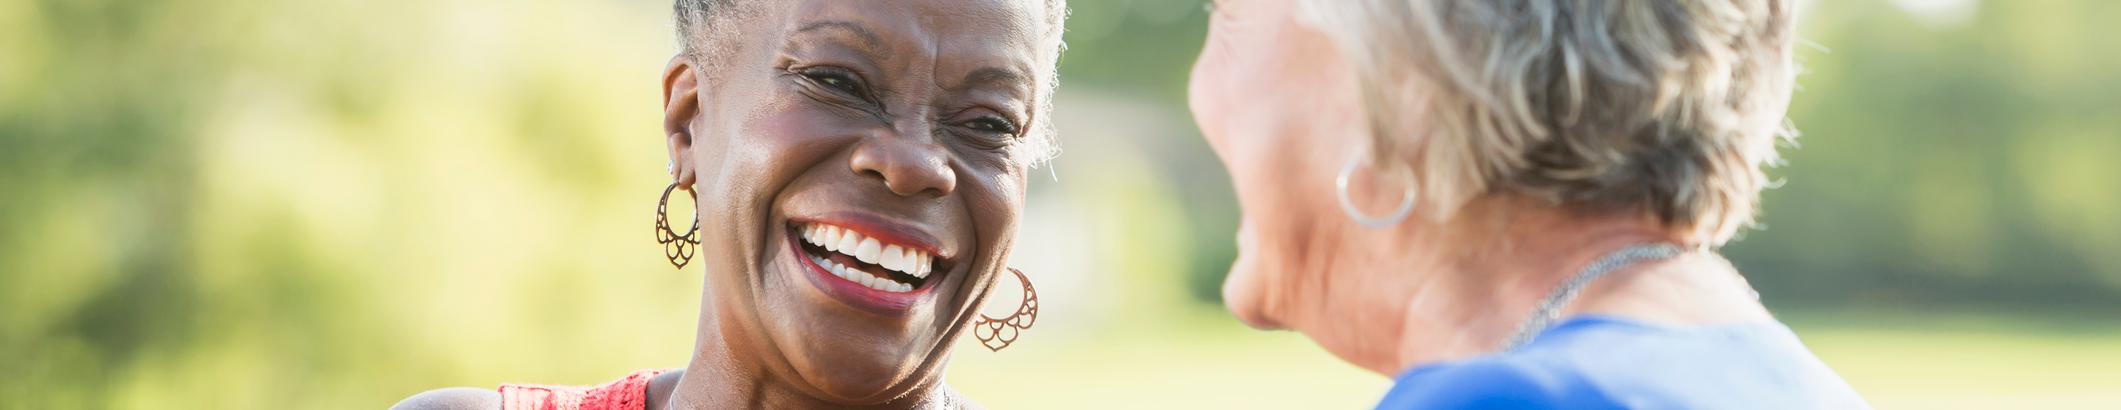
[788,233,934,316]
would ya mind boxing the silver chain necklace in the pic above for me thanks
[1497,243,1688,351]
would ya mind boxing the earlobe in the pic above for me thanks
[664,56,703,189]
[668,133,696,188]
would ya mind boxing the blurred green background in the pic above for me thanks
[4,0,2119,408]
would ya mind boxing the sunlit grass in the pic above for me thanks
[949,309,1388,409]
[1788,309,2121,408]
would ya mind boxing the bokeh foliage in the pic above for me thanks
[3,0,2118,408]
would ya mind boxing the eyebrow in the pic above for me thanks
[794,20,883,51]
[958,67,1031,95]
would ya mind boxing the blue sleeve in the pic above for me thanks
[1374,359,1610,410]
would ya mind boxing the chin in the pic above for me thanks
[1219,222,1287,330]
[766,278,941,404]
[1220,263,1284,330]
[798,356,922,403]
[756,213,966,404]
[774,319,928,401]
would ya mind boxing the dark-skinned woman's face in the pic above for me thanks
[659,0,1047,404]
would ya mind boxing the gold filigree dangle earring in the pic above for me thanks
[973,268,1039,351]
[654,182,701,268]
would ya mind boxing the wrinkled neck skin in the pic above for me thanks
[656,286,967,410]
[1298,196,1759,376]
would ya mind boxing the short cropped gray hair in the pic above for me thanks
[672,0,1071,167]
[1303,0,1799,244]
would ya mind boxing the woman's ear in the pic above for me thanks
[663,55,703,190]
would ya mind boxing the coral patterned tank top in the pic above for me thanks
[497,369,670,410]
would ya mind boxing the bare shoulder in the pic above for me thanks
[390,387,499,410]
[644,369,685,410]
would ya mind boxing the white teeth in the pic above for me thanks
[800,222,944,292]
[880,245,907,274]
[901,248,920,275]
[835,229,860,254]
[819,248,912,293]
[854,238,881,264]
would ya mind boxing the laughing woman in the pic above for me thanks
[394,0,1067,409]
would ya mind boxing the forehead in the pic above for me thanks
[789,0,1042,34]
[783,0,1046,68]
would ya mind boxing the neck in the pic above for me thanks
[657,298,955,409]
[1380,198,1687,374]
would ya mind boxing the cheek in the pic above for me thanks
[698,91,853,260]
[1188,26,1253,161]
[1188,38,1274,209]
[1193,52,1314,328]
[1195,16,1367,330]
[1186,41,1225,139]
[970,172,1025,252]
[713,102,813,209]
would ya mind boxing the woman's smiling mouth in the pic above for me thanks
[798,222,937,291]
[787,218,954,315]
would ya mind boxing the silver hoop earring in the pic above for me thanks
[1335,155,1417,228]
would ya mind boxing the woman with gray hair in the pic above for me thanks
[1189,0,1867,407]
[394,0,1068,408]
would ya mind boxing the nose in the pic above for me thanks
[848,127,956,198]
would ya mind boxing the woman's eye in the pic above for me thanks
[801,68,866,97]
[965,116,1020,135]
[817,76,853,92]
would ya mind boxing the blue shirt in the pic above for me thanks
[1376,315,1868,409]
